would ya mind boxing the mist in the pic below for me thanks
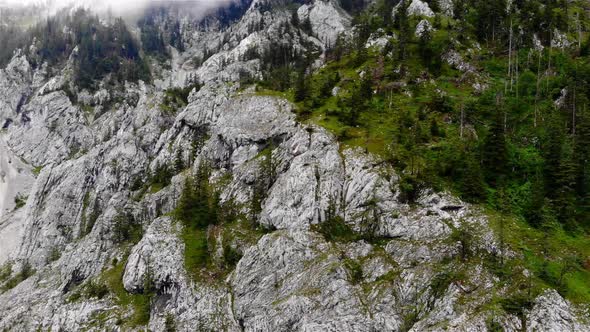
[0,0,237,20]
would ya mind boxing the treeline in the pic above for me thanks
[138,9,184,60]
[1,9,150,91]
[174,161,244,278]
[0,25,31,67]
[71,13,151,90]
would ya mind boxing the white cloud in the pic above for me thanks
[0,0,236,19]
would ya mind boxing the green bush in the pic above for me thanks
[499,293,533,317]
[101,257,154,328]
[161,83,201,114]
[86,280,109,299]
[314,215,357,243]
[1,262,35,292]
[485,317,504,332]
[398,174,421,204]
[14,194,27,209]
[165,314,177,332]
[112,210,143,245]
[223,244,242,268]
[149,162,174,193]
[344,259,363,284]
[47,247,61,263]
[0,263,12,283]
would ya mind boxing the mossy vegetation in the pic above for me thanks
[102,258,153,327]
[313,211,357,243]
[175,162,237,281]
[160,83,202,115]
[486,210,590,304]
[13,194,27,210]
[173,160,271,282]
[0,262,35,292]
[46,246,62,263]
[67,257,154,328]
[32,166,43,176]
[343,258,363,285]
[0,263,12,284]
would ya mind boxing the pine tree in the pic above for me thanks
[170,21,184,52]
[544,110,565,197]
[174,147,185,174]
[573,108,590,221]
[460,152,486,202]
[294,67,308,102]
[483,108,509,187]
[396,0,410,61]
[175,176,198,226]
[194,162,212,228]
[419,27,433,68]
[525,173,547,227]
[554,140,578,228]
[291,10,299,27]
[175,162,214,229]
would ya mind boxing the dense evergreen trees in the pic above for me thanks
[74,15,150,90]
[0,25,30,67]
[1,9,151,91]
[138,15,167,59]
[138,9,187,59]
[482,107,509,187]
[175,162,218,229]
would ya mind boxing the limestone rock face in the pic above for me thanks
[415,19,434,38]
[297,0,352,45]
[0,1,588,331]
[439,0,454,16]
[526,290,590,332]
[6,91,94,166]
[123,217,184,293]
[0,55,32,131]
[231,230,377,331]
[407,0,435,17]
[260,127,344,230]
[393,0,435,20]
[551,29,572,49]
[365,29,394,50]
[0,139,34,218]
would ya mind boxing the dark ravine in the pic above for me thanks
[0,0,589,331]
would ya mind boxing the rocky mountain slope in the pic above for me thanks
[0,0,589,331]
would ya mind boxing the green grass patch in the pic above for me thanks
[253,87,294,101]
[181,226,210,280]
[487,209,590,304]
[14,194,27,209]
[0,263,12,283]
[312,215,358,243]
[101,257,153,328]
[32,166,43,176]
[160,83,201,115]
[0,262,34,292]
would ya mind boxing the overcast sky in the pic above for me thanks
[0,0,235,18]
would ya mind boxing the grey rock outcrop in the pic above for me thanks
[297,0,352,45]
